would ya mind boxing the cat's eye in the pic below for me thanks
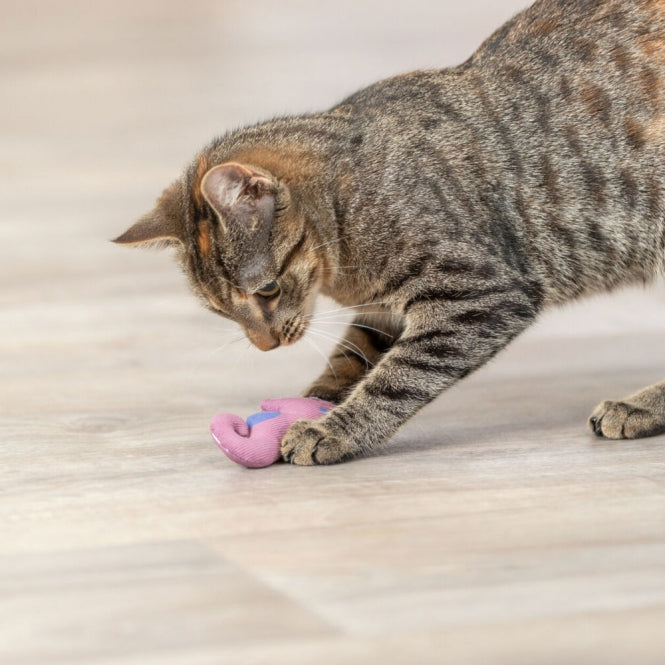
[255,281,281,299]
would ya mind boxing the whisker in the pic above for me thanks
[309,314,385,326]
[309,235,347,253]
[318,265,362,273]
[313,333,373,369]
[308,329,354,362]
[309,301,392,319]
[202,330,247,360]
[312,319,395,339]
[187,328,249,386]
[307,327,374,368]
[319,270,360,276]
[310,225,395,255]
[303,335,339,387]
[311,311,398,326]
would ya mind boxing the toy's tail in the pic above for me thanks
[210,413,281,469]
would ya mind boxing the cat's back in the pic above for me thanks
[340,0,665,116]
[329,0,665,300]
[332,0,665,186]
[473,0,665,60]
[334,0,665,199]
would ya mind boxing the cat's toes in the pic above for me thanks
[588,400,665,439]
[281,420,353,466]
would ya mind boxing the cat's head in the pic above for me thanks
[115,161,325,351]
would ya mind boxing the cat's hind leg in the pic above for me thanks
[589,381,665,439]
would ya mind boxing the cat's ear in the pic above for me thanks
[114,181,184,247]
[200,163,275,232]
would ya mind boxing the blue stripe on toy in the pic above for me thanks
[246,411,280,429]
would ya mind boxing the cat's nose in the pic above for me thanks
[261,338,280,351]
[246,328,280,351]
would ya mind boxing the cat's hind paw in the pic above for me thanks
[281,420,355,465]
[589,399,665,440]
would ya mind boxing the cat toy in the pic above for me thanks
[210,397,336,468]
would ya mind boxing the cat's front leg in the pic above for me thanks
[303,311,402,404]
[282,282,542,465]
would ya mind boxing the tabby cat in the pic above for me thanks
[116,0,665,464]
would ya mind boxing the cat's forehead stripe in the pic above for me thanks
[192,156,212,209]
[198,219,211,257]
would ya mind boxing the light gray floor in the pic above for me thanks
[2,1,665,663]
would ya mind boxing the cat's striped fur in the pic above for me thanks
[117,0,665,464]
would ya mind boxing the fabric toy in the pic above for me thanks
[210,397,336,468]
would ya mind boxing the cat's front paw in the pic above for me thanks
[281,419,354,465]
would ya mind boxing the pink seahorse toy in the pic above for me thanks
[210,397,336,468]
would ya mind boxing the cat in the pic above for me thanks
[116,0,665,464]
